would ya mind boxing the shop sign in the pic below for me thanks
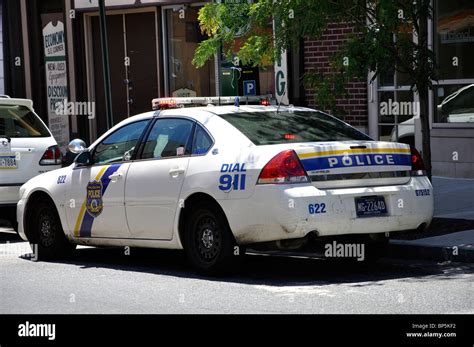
[43,21,70,151]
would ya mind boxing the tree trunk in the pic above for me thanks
[419,87,432,181]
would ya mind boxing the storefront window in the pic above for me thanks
[435,0,474,80]
[165,7,216,97]
[375,29,417,144]
[434,84,474,123]
[378,90,415,145]
[164,6,275,99]
[222,27,275,98]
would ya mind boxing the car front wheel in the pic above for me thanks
[29,198,76,260]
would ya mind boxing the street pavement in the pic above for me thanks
[0,229,473,314]
[1,176,473,314]
[389,177,474,263]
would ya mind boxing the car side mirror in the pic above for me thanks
[68,139,87,154]
[74,150,92,167]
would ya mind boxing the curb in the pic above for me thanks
[389,241,474,263]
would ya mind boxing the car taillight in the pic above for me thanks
[39,145,62,165]
[411,147,425,176]
[257,150,309,184]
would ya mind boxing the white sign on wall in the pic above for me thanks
[275,50,289,105]
[273,18,289,105]
[43,21,70,151]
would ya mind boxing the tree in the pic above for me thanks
[193,0,437,179]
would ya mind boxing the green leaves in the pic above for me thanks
[192,37,222,68]
[238,34,273,67]
[193,0,437,113]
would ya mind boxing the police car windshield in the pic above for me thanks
[219,110,372,145]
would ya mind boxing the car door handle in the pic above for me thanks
[169,168,185,177]
[108,172,123,182]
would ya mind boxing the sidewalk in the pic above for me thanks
[390,176,474,263]
[432,177,474,220]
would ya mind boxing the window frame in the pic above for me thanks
[431,80,474,128]
[89,119,151,167]
[134,116,199,162]
[161,3,216,98]
[431,0,474,127]
[191,123,215,157]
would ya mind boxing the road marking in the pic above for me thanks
[254,284,336,297]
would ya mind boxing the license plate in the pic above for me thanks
[0,155,17,169]
[355,196,387,217]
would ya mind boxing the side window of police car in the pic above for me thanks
[141,118,194,160]
[93,120,148,165]
[192,125,213,155]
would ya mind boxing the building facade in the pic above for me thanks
[2,0,473,177]
[303,1,474,178]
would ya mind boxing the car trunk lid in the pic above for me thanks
[292,141,413,188]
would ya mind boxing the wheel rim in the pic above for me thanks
[195,215,221,262]
[38,211,55,247]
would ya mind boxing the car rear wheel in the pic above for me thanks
[184,203,243,275]
[29,198,76,260]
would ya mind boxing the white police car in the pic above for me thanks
[17,97,433,274]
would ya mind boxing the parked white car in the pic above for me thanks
[0,96,62,230]
[391,84,474,144]
[17,100,433,274]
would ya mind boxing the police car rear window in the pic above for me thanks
[0,105,50,138]
[219,111,371,145]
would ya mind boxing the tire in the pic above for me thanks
[29,198,76,260]
[184,203,243,275]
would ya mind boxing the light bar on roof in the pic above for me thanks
[151,95,273,110]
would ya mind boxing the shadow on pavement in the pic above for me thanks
[0,230,22,243]
[11,244,473,287]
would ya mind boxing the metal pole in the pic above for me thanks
[98,0,114,129]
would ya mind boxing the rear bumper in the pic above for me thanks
[0,185,22,205]
[220,177,434,245]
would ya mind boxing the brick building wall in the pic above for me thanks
[303,22,368,130]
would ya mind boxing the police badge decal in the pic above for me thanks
[86,181,103,218]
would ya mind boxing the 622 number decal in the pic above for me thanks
[308,203,326,214]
